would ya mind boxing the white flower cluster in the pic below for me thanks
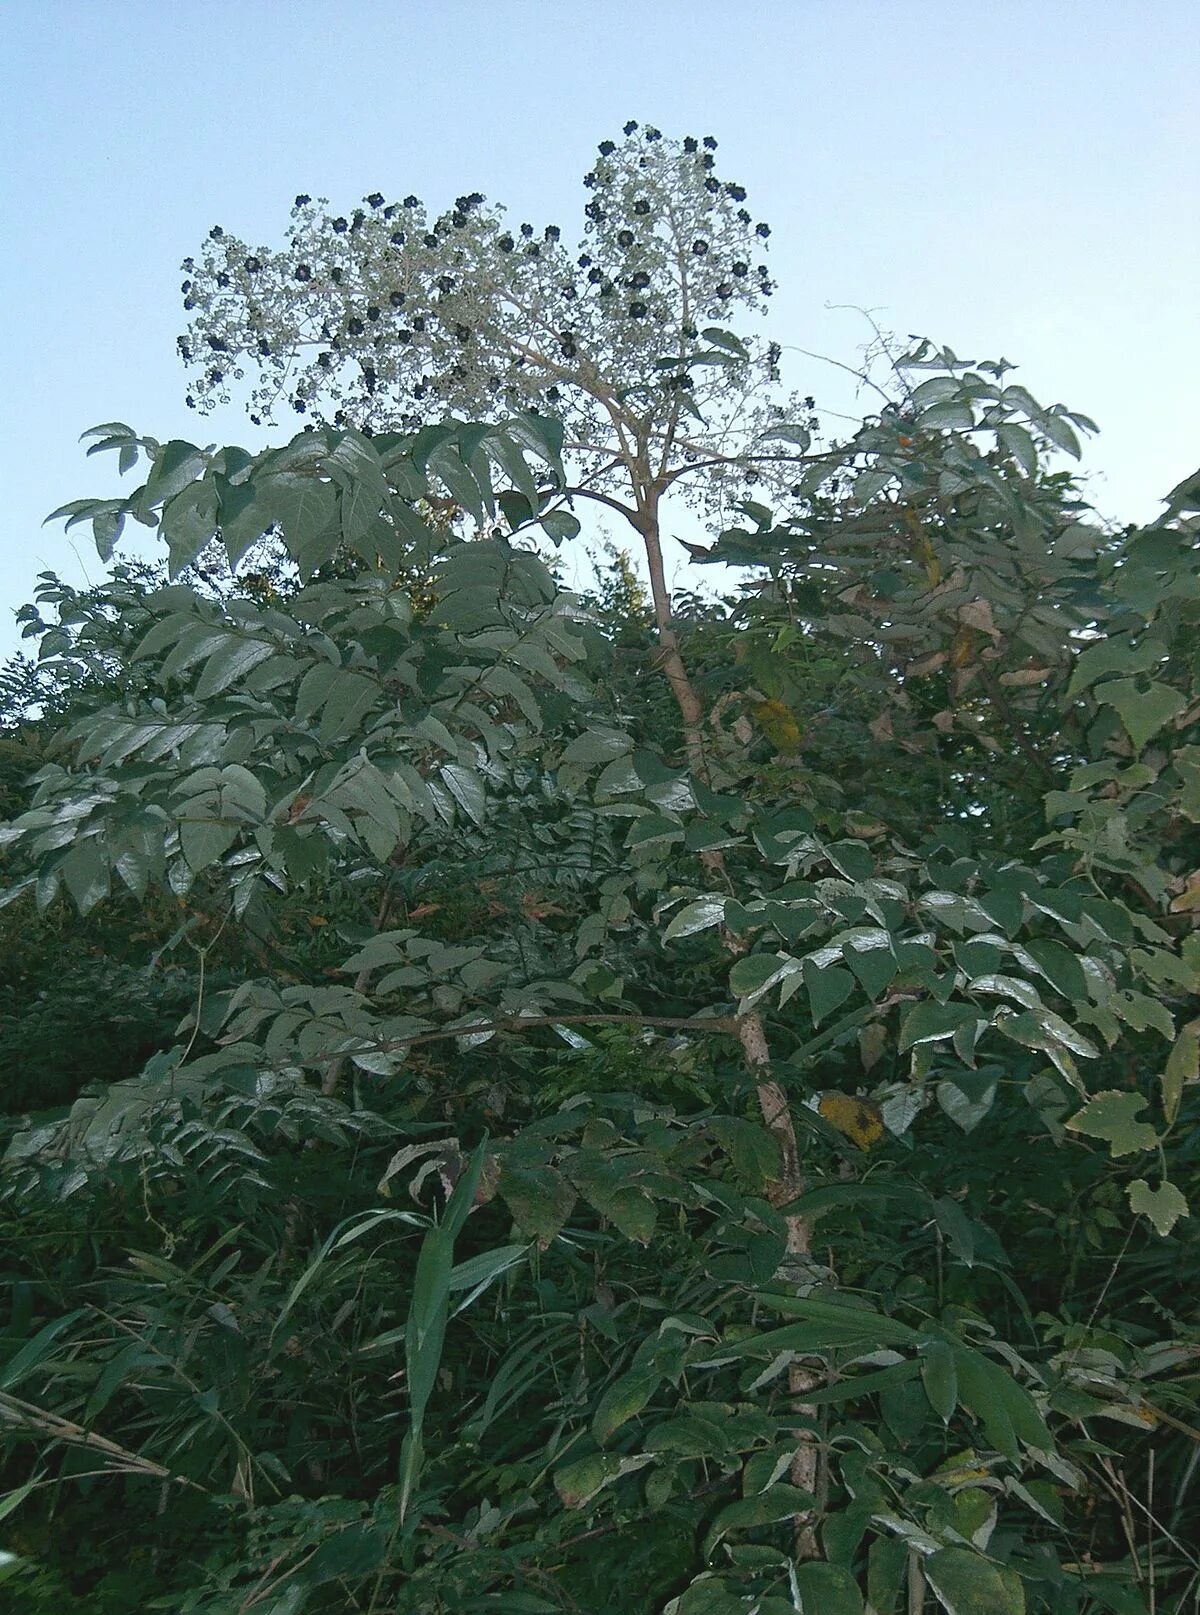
[179,125,804,508]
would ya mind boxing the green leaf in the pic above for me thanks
[1022,938,1087,1003]
[1127,1179,1189,1236]
[162,481,218,575]
[803,960,856,1025]
[302,1524,387,1586]
[499,1164,576,1242]
[485,428,540,511]
[194,636,274,698]
[561,728,634,766]
[910,376,962,406]
[952,1344,1049,1457]
[783,1182,926,1225]
[997,423,1038,476]
[217,478,271,565]
[704,1483,816,1550]
[647,1413,732,1460]
[143,439,207,506]
[932,1196,976,1265]
[0,1310,86,1391]
[61,837,110,914]
[440,764,487,826]
[1094,678,1186,751]
[1111,989,1174,1041]
[663,895,726,941]
[1066,1090,1159,1157]
[267,473,338,565]
[1067,633,1165,697]
[447,1243,528,1295]
[592,1367,659,1445]
[790,1562,864,1614]
[701,326,750,359]
[597,1187,657,1244]
[1039,410,1082,459]
[936,1071,998,1133]
[754,1294,920,1347]
[1161,1025,1198,1126]
[398,1144,488,1519]
[762,422,812,452]
[179,816,239,874]
[925,1547,1025,1615]
[842,931,897,999]
[919,400,975,431]
[318,671,377,745]
[868,1537,908,1615]
[730,952,798,1006]
[553,1451,652,1509]
[921,1338,958,1422]
[798,1359,921,1406]
[92,507,125,560]
[0,1480,36,1528]
[899,1000,976,1051]
[325,429,387,499]
[710,1116,780,1186]
[508,410,566,483]
[538,508,581,543]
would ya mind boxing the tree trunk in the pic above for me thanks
[636,491,821,1552]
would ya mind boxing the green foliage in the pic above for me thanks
[1,142,1198,1615]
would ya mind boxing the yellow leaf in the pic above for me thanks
[750,698,803,753]
[817,1091,884,1150]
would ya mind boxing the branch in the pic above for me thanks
[660,448,831,491]
[559,484,640,526]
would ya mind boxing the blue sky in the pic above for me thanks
[1,0,1197,659]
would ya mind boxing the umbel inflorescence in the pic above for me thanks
[178,123,800,506]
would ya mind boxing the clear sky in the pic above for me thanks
[1,0,1197,659]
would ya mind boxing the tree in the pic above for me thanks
[177,139,1147,1470]
[180,124,837,1405]
[1,129,1197,1615]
